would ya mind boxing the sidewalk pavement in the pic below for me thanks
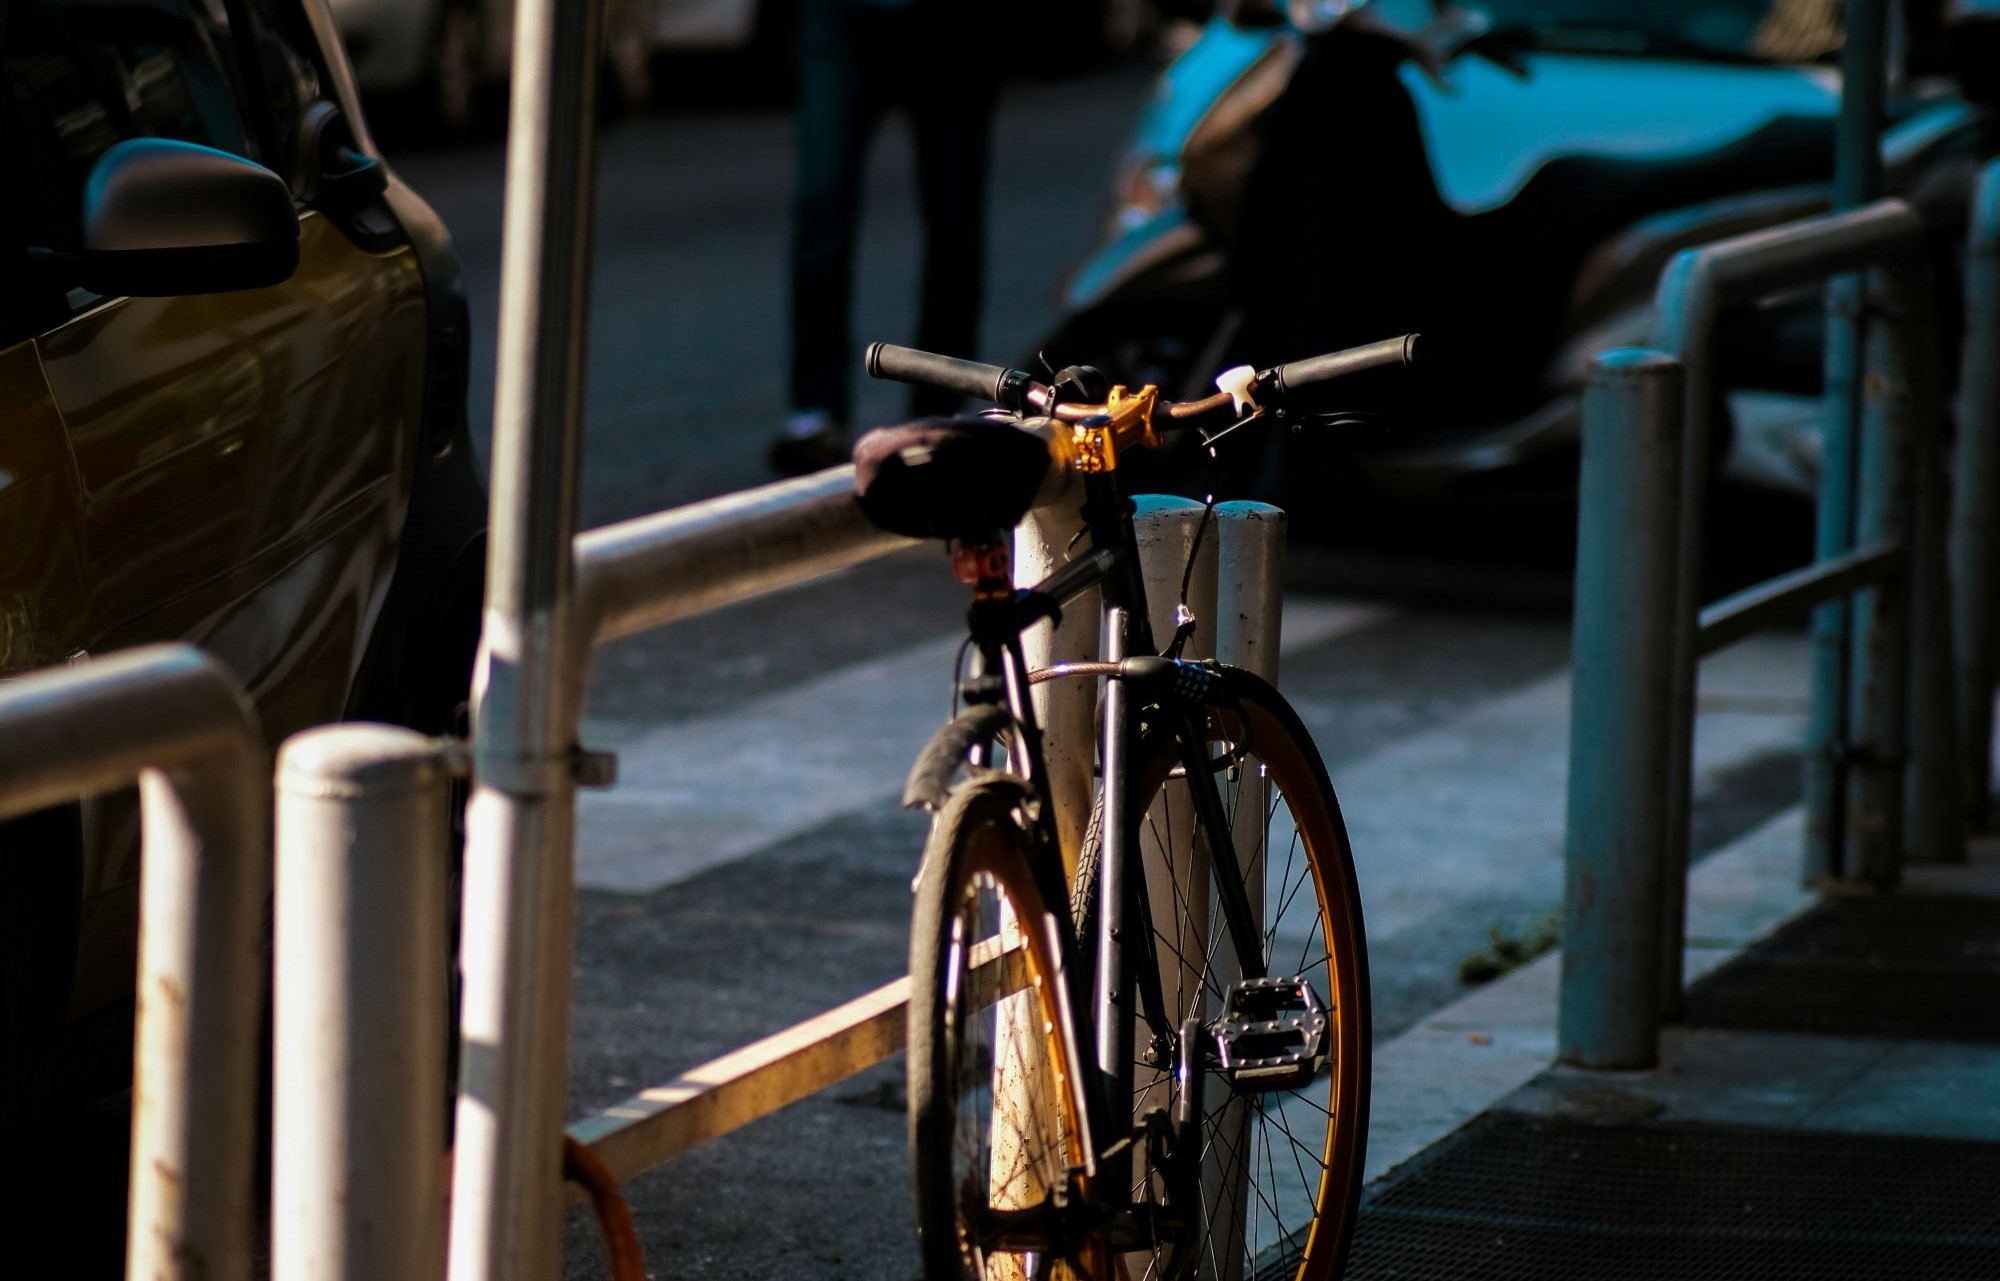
[1348,809,2000,1279]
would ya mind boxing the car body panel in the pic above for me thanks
[1,0,485,1112]
[33,211,428,1010]
[0,341,89,675]
[36,213,424,696]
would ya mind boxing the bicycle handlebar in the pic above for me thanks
[863,333,1421,423]
[865,342,1035,408]
[1261,334,1421,398]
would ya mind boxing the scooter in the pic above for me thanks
[1042,0,1992,512]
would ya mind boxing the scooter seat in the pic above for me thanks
[852,416,1052,540]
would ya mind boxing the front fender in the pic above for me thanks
[903,704,1013,812]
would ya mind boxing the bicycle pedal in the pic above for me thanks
[1209,975,1330,1093]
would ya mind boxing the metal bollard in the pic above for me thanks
[1134,495,1221,659]
[274,725,453,1281]
[1133,495,1221,1044]
[1214,501,1287,680]
[1952,160,2000,830]
[1017,502,1102,876]
[1559,351,1686,1070]
[1209,499,1285,1268]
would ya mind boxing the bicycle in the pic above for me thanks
[852,335,1416,1281]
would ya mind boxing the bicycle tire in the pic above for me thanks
[1082,667,1370,1281]
[908,778,1102,1281]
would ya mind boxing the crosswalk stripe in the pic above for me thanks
[1321,631,1808,947]
[577,606,1809,902]
[576,596,1393,893]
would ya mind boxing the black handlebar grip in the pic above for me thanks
[865,342,1026,406]
[1263,334,1421,398]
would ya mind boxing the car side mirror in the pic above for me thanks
[33,138,301,298]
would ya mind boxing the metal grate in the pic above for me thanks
[1345,1112,2000,1280]
[1685,894,2000,1042]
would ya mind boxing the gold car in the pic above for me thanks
[0,0,485,1155]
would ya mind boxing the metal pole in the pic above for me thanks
[1806,0,1889,883]
[1836,0,1888,211]
[1806,260,1865,880]
[1952,161,2000,829]
[449,0,606,1271]
[1897,261,1966,866]
[1652,261,1717,1021]
[1559,351,1686,1070]
[274,726,452,1281]
[1846,270,1919,883]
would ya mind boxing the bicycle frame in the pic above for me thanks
[959,468,1268,1233]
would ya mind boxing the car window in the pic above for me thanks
[3,0,251,252]
[225,0,325,193]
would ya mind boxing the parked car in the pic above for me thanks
[330,0,656,134]
[1043,0,1993,513]
[0,0,485,1164]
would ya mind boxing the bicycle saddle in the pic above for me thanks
[852,416,1051,540]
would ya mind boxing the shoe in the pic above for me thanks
[768,410,850,477]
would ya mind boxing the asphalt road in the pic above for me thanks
[380,67,1812,1281]
[398,64,1153,526]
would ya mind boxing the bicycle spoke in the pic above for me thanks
[1269,1103,1325,1193]
[1293,918,1327,989]
[1285,1091,1339,1123]
[1268,832,1312,948]
[1033,687,1363,1281]
[1255,1122,1300,1255]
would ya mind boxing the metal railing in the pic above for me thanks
[560,471,919,1186]
[0,646,264,1281]
[1558,198,1956,1069]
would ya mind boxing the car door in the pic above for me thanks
[4,0,429,1015]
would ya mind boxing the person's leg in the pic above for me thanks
[899,13,997,418]
[785,0,874,449]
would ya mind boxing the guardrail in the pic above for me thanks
[1558,198,1957,1069]
[0,646,264,1281]
[561,470,919,1186]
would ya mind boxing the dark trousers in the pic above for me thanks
[789,0,997,423]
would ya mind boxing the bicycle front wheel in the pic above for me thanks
[1091,667,1370,1281]
[908,778,1100,1281]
